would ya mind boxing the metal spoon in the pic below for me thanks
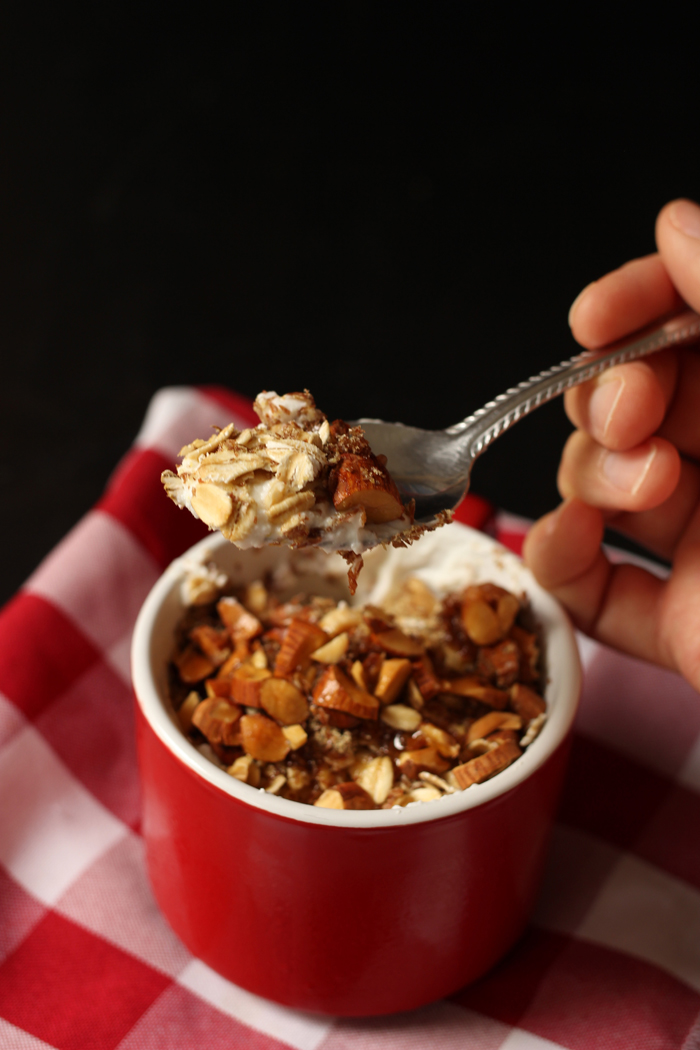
[355,308,700,526]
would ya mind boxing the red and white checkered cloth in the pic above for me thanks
[1,385,700,1050]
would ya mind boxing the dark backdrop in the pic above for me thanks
[1,6,698,604]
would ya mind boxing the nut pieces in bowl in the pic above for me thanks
[168,552,548,810]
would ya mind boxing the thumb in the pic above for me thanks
[656,199,700,313]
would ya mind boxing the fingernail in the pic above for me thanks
[668,199,700,239]
[601,442,657,494]
[588,376,623,439]
[568,281,596,327]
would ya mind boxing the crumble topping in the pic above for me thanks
[162,390,450,591]
[168,569,547,810]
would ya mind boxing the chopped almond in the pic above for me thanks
[314,782,375,810]
[310,632,349,664]
[240,713,291,762]
[496,593,520,635]
[412,654,441,699]
[227,753,261,786]
[331,453,405,524]
[188,625,231,664]
[204,677,233,700]
[313,666,379,720]
[178,691,200,732]
[510,682,546,722]
[282,723,308,750]
[396,747,450,778]
[191,697,242,746]
[478,639,521,687]
[449,738,521,788]
[229,664,272,707]
[217,596,263,642]
[416,722,460,758]
[174,645,217,683]
[275,619,329,675]
[374,658,412,704]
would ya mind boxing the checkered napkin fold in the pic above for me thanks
[1,385,700,1050]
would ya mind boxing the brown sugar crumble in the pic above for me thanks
[168,571,547,809]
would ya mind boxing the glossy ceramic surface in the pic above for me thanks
[132,525,581,1015]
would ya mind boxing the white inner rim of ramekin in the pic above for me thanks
[131,523,581,828]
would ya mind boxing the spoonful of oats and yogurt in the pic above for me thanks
[161,390,447,591]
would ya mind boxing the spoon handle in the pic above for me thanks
[450,308,700,461]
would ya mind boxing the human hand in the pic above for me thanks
[523,199,700,690]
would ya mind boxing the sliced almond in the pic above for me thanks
[461,598,503,646]
[314,782,375,810]
[467,711,523,744]
[313,666,379,720]
[260,677,309,725]
[373,628,424,658]
[190,482,233,529]
[442,675,509,709]
[240,713,291,763]
[380,704,422,732]
[310,632,349,664]
[354,755,394,804]
[374,658,412,704]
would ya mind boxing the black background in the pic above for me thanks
[1,5,698,604]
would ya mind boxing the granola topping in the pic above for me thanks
[168,566,547,810]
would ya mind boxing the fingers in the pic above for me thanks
[523,499,672,669]
[557,431,681,512]
[564,353,678,451]
[607,458,700,563]
[656,200,700,314]
[568,253,684,350]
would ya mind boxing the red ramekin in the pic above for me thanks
[131,523,581,1016]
